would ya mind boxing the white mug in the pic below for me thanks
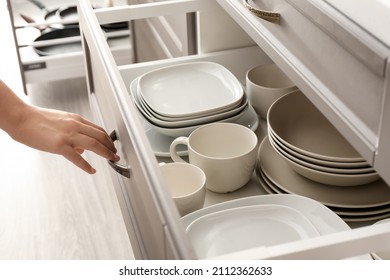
[170,123,258,193]
[246,63,297,119]
[159,162,206,216]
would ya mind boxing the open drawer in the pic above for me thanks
[78,0,390,259]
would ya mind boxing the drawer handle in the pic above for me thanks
[108,130,131,178]
[243,0,281,24]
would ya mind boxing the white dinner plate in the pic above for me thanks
[258,136,390,208]
[181,194,371,259]
[137,61,244,118]
[186,204,319,259]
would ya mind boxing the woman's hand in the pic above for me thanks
[10,105,120,174]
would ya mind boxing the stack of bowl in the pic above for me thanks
[130,61,256,137]
[266,91,379,187]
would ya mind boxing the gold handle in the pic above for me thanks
[243,0,281,24]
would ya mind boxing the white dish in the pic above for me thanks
[131,90,259,157]
[149,104,256,137]
[186,204,319,259]
[137,61,244,118]
[268,129,371,169]
[268,134,379,186]
[181,194,371,259]
[258,136,390,208]
[371,218,390,260]
[135,85,248,127]
[267,91,365,162]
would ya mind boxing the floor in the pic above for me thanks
[0,2,134,259]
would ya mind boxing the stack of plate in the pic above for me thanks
[267,91,379,186]
[255,91,390,223]
[182,194,371,259]
[130,61,258,137]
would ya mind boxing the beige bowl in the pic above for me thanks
[268,91,365,162]
[246,63,297,119]
[268,134,380,186]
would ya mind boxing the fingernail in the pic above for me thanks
[114,154,120,161]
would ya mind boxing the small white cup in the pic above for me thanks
[246,63,297,119]
[170,123,258,193]
[159,162,206,216]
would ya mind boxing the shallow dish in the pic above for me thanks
[137,61,244,118]
[268,134,379,186]
[268,129,371,169]
[371,218,390,260]
[131,77,249,128]
[186,204,319,259]
[267,91,365,162]
[181,194,371,259]
[258,136,390,208]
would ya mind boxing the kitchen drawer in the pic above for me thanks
[78,0,390,260]
[216,0,390,168]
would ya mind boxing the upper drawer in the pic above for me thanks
[217,0,390,163]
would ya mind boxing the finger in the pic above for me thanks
[78,123,117,153]
[62,147,96,174]
[71,133,120,162]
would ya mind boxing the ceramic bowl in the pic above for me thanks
[267,91,365,162]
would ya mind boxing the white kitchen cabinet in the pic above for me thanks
[78,0,390,259]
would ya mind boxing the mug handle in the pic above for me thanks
[170,137,189,163]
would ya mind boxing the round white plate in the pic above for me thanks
[138,61,244,118]
[258,136,390,208]
[267,91,365,162]
[186,204,319,259]
[181,194,371,259]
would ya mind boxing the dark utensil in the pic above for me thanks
[20,12,82,56]
[27,0,79,27]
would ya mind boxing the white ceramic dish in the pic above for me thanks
[186,204,319,259]
[133,99,259,158]
[267,91,365,162]
[132,78,249,128]
[371,218,390,260]
[258,136,390,208]
[137,85,246,122]
[137,61,244,118]
[181,194,371,259]
[136,85,249,127]
[268,134,379,186]
[150,104,255,137]
[268,129,371,169]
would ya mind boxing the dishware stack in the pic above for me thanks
[130,61,258,138]
[256,90,390,223]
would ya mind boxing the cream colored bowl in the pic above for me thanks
[267,91,365,162]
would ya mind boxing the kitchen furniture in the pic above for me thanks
[6,0,132,91]
[78,0,390,259]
